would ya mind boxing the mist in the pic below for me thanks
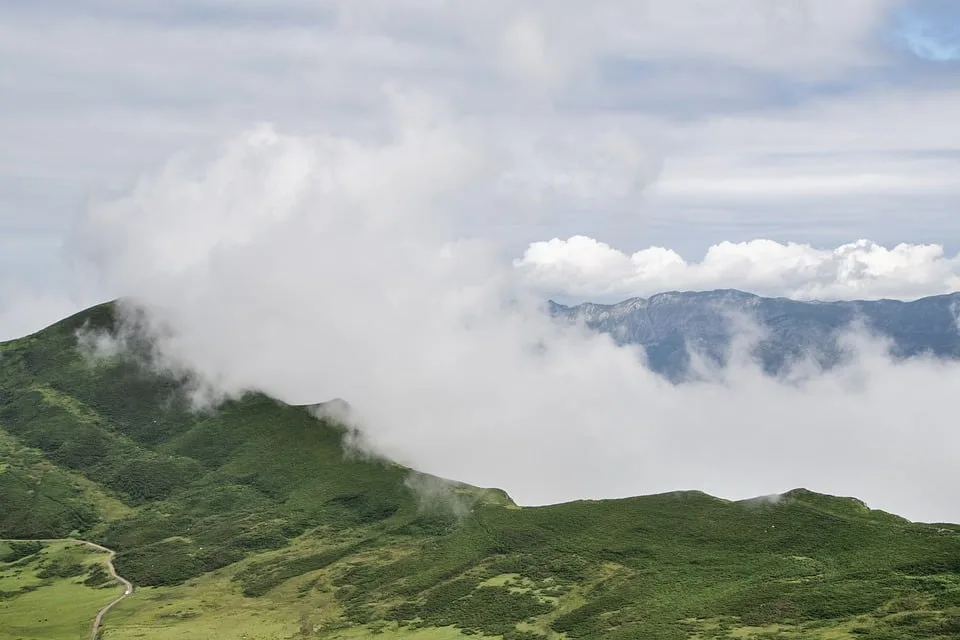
[70,97,960,525]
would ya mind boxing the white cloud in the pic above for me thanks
[5,0,960,524]
[0,1,914,195]
[651,89,960,204]
[71,115,960,524]
[516,236,960,301]
[4,0,960,303]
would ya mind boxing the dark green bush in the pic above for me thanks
[0,541,42,563]
[84,564,112,586]
[36,560,86,579]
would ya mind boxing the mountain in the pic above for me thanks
[550,289,960,379]
[3,302,960,640]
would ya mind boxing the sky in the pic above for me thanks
[3,0,960,336]
[4,1,960,521]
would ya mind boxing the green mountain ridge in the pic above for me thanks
[2,302,960,639]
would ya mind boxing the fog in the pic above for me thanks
[64,96,960,525]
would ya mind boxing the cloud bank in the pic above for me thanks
[517,236,960,302]
[70,109,960,524]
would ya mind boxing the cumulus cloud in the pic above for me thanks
[516,236,960,301]
[69,106,960,525]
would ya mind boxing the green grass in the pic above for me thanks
[3,301,960,639]
[0,540,125,640]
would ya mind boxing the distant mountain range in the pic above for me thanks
[549,289,960,380]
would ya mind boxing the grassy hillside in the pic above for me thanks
[0,539,125,640]
[2,302,960,639]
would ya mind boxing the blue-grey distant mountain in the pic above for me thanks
[549,289,960,380]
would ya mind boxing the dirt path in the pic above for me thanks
[79,540,134,640]
[1,538,134,640]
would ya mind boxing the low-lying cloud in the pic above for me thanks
[517,235,960,302]
[70,106,960,525]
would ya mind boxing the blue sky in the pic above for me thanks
[1,0,960,336]
[895,0,960,61]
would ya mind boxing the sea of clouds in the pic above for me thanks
[67,100,960,524]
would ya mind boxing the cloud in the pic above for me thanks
[5,0,960,314]
[516,236,960,301]
[70,111,960,525]
[5,0,960,524]
[403,472,476,521]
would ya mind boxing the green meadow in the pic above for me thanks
[0,540,124,640]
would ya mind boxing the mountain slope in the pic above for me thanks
[0,303,507,585]
[550,289,960,379]
[2,302,960,639]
